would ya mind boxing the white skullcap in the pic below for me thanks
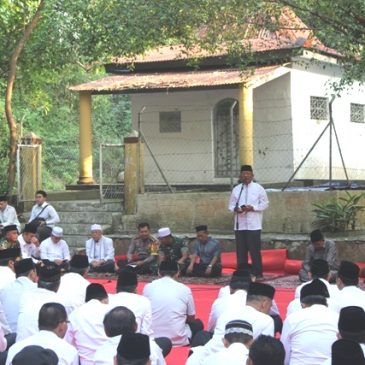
[91,224,102,231]
[158,227,171,238]
[51,227,63,237]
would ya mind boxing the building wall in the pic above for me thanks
[291,60,365,180]
[121,190,365,235]
[252,72,294,183]
[131,89,239,185]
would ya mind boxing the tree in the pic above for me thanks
[4,0,45,195]
[1,0,364,193]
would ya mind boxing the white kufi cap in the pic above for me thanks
[51,226,63,237]
[158,227,171,238]
[91,224,102,231]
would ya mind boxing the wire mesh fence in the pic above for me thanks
[137,100,365,190]
[99,143,124,203]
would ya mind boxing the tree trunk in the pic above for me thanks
[5,0,45,195]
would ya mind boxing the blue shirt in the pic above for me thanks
[192,237,221,264]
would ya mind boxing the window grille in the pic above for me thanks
[310,96,328,120]
[350,103,365,123]
[159,111,181,133]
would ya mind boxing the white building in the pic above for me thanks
[71,10,365,186]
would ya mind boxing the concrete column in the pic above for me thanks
[78,91,95,184]
[124,137,139,214]
[238,84,254,166]
[138,140,145,194]
[19,134,42,201]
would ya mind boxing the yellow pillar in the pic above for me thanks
[124,137,139,214]
[238,84,254,166]
[78,91,95,184]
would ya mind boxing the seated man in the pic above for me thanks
[299,229,339,282]
[40,227,70,268]
[127,222,159,274]
[158,227,189,274]
[0,195,20,236]
[186,225,221,277]
[18,223,40,260]
[85,224,115,273]
[0,225,20,250]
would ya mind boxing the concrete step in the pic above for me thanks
[59,223,112,236]
[51,200,122,212]
[58,211,113,225]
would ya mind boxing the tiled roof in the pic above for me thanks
[70,65,281,93]
[112,8,340,66]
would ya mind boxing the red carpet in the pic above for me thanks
[89,278,295,365]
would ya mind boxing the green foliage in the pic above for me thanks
[1,0,365,192]
[312,192,365,232]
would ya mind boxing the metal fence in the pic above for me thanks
[42,143,80,191]
[99,143,124,203]
[137,101,365,191]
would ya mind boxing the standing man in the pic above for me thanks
[28,190,60,242]
[228,165,269,279]
[299,229,339,282]
[85,224,115,273]
[0,195,20,234]
[127,222,159,274]
[186,225,221,277]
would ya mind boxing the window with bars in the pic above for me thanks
[159,111,181,133]
[310,96,328,120]
[350,103,365,123]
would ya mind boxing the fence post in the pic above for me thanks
[124,136,141,214]
[18,133,42,201]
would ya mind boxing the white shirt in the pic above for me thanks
[16,287,63,342]
[58,272,90,315]
[286,297,337,317]
[6,330,78,365]
[228,182,269,230]
[0,276,36,332]
[65,299,111,365]
[0,266,15,290]
[187,305,274,365]
[281,304,338,365]
[143,276,196,346]
[40,237,70,261]
[29,202,60,227]
[294,279,339,299]
[85,236,115,263]
[217,285,280,316]
[18,234,40,259]
[208,290,247,332]
[331,285,365,312]
[0,326,6,352]
[0,204,20,231]
[93,335,166,365]
[108,292,153,336]
[202,343,249,365]
[0,301,11,335]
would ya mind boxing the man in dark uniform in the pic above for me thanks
[0,225,20,250]
[158,227,190,275]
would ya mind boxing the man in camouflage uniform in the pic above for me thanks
[0,225,20,250]
[158,227,190,275]
[127,222,159,274]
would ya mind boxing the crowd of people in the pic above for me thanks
[0,167,363,365]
